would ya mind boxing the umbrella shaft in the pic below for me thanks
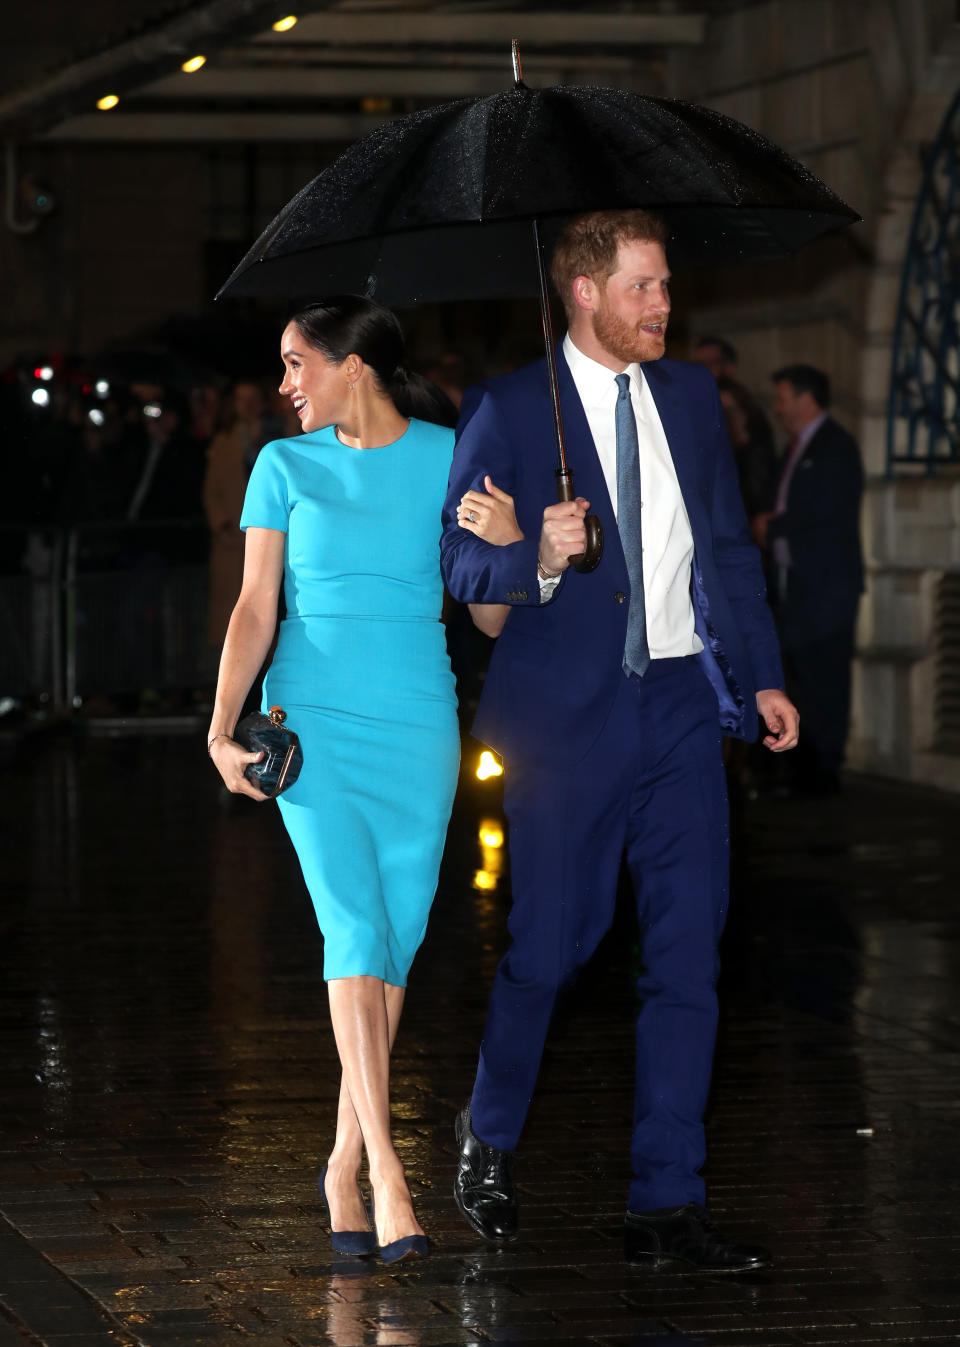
[532,219,569,479]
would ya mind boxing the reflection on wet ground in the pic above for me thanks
[3,732,960,1345]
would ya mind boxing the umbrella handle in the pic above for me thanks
[533,217,604,574]
[556,471,603,573]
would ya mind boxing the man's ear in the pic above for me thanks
[571,274,598,312]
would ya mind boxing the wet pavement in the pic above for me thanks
[3,728,960,1346]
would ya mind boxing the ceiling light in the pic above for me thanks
[96,95,119,111]
[181,55,207,73]
[272,15,298,32]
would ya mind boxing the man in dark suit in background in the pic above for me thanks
[441,210,798,1271]
[757,365,864,792]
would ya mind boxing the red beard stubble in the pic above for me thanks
[591,297,667,366]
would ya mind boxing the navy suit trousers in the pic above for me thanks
[470,655,730,1211]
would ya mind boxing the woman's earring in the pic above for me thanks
[347,380,355,390]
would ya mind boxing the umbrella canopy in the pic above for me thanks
[218,80,860,306]
[219,53,860,573]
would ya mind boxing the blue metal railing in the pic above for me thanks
[887,85,960,474]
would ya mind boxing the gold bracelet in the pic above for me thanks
[537,553,561,580]
[207,732,231,756]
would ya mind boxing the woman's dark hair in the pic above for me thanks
[288,295,458,428]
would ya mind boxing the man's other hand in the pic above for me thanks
[756,689,799,752]
[751,511,773,548]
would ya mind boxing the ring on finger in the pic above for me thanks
[467,509,478,523]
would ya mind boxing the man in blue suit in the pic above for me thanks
[441,210,798,1271]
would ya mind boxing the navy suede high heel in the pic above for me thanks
[370,1192,429,1265]
[319,1165,376,1257]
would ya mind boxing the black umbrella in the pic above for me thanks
[219,44,860,568]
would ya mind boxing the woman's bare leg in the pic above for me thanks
[323,982,405,1232]
[326,977,420,1245]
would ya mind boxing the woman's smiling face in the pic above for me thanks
[278,321,346,432]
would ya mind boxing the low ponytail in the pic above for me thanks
[289,296,459,428]
[391,369,458,428]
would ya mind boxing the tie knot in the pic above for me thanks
[615,372,631,398]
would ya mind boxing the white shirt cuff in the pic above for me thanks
[538,573,561,602]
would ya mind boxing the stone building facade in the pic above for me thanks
[669,0,960,789]
[3,0,959,783]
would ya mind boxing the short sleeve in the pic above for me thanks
[240,442,289,533]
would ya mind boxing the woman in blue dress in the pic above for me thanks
[207,297,460,1263]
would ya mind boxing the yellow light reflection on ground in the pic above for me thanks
[181,55,207,72]
[272,14,298,31]
[476,750,503,780]
[96,95,119,110]
[473,817,506,893]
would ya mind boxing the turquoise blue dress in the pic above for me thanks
[239,419,459,986]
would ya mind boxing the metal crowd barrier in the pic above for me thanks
[0,524,64,707]
[0,519,216,713]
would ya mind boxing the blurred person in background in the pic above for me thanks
[202,380,282,647]
[714,375,780,797]
[715,376,779,537]
[189,382,222,449]
[696,335,777,501]
[693,334,738,380]
[423,350,473,410]
[124,389,204,534]
[755,364,864,793]
[269,383,301,436]
[68,389,133,529]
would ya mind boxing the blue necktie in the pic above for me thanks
[615,372,650,678]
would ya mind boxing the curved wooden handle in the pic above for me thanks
[570,514,603,573]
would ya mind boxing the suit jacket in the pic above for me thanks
[766,415,864,645]
[440,349,784,768]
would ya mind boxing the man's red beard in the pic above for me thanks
[592,300,667,365]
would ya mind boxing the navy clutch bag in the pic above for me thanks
[235,705,303,798]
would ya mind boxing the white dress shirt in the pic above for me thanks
[540,335,702,659]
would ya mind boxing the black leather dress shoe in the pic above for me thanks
[453,1104,518,1241]
[625,1203,771,1272]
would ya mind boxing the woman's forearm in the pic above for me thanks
[208,599,278,741]
[469,602,509,639]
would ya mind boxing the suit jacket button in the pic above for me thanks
[518,590,527,601]
[614,591,626,603]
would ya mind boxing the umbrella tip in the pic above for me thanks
[511,39,526,89]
